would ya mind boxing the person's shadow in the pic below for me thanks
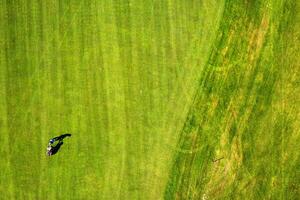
[50,140,64,155]
[49,134,71,156]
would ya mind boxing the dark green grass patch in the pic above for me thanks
[164,0,299,199]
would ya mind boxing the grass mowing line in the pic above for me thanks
[145,1,226,198]
[0,6,14,199]
[82,2,111,198]
[0,1,18,198]
[125,2,150,199]
[95,2,130,198]
[159,0,225,150]
[135,1,170,198]
[111,3,128,198]
[114,2,154,198]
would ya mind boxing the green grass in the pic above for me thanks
[0,0,299,199]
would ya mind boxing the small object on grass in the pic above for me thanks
[46,133,71,156]
[212,157,224,162]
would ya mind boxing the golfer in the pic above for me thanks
[47,133,71,156]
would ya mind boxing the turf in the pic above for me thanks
[0,0,299,200]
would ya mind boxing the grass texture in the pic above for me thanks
[0,0,299,199]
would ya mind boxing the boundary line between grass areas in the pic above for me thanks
[148,1,226,198]
[160,0,225,151]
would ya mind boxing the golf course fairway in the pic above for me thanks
[0,0,299,199]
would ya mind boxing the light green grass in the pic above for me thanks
[0,0,299,200]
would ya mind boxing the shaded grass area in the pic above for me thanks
[164,0,299,199]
